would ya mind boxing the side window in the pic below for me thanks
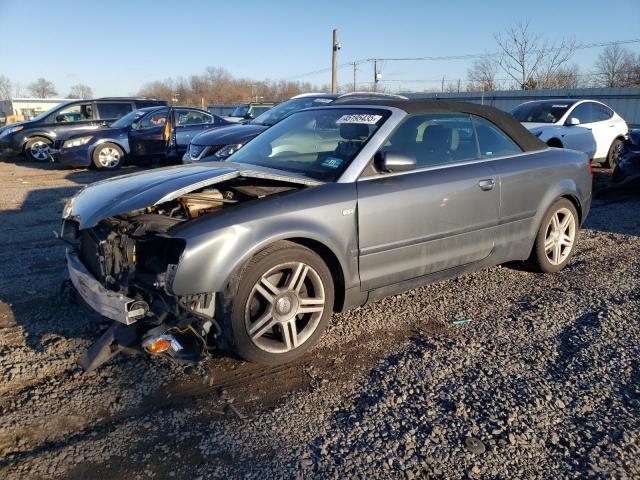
[381,113,479,168]
[568,103,596,124]
[593,103,613,122]
[54,103,93,123]
[472,116,522,158]
[176,109,212,125]
[97,102,133,120]
[137,108,169,129]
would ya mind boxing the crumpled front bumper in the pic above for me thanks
[66,249,146,325]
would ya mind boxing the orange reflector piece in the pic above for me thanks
[148,338,172,353]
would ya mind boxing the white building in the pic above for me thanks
[0,98,73,124]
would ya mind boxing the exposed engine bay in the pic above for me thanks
[61,176,305,371]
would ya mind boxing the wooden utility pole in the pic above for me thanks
[352,62,357,91]
[331,29,339,93]
[373,59,378,92]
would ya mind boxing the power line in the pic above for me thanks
[286,38,640,80]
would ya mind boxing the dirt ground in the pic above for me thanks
[0,159,638,479]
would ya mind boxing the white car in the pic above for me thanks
[512,99,628,167]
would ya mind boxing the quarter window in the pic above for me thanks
[593,103,614,122]
[381,113,480,168]
[472,116,522,158]
[176,109,212,125]
[97,102,133,120]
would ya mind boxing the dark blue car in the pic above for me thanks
[54,106,231,169]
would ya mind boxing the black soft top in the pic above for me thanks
[331,98,546,152]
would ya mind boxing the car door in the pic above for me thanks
[173,109,216,155]
[49,102,99,138]
[128,107,169,158]
[565,102,613,159]
[356,113,500,291]
[589,102,623,159]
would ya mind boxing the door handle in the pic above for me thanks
[478,179,495,191]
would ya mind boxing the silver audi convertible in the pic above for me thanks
[60,98,592,370]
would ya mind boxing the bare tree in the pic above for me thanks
[0,75,11,100]
[137,66,322,106]
[466,56,500,91]
[494,20,575,90]
[28,78,58,98]
[594,44,637,87]
[67,84,93,99]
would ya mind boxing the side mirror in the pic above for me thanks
[375,150,416,173]
[55,114,66,123]
[566,117,580,126]
[244,113,253,119]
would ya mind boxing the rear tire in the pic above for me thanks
[605,138,622,169]
[218,241,334,365]
[24,137,52,162]
[526,198,579,273]
[92,143,123,170]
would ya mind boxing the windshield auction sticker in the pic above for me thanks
[336,114,383,124]
[321,157,344,168]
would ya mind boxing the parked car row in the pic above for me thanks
[0,98,166,162]
[59,96,592,370]
[50,105,231,169]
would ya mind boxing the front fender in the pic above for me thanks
[168,183,359,295]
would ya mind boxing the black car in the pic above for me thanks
[53,106,230,169]
[0,97,166,161]
[183,93,339,163]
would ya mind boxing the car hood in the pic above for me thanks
[522,122,557,130]
[66,162,322,229]
[190,123,268,146]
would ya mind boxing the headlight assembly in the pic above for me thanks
[62,136,93,149]
[0,125,24,137]
[214,143,244,159]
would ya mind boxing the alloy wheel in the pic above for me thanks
[244,262,325,354]
[29,141,50,161]
[97,147,121,168]
[544,207,576,265]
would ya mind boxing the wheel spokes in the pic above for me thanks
[298,296,324,314]
[249,310,276,339]
[282,320,298,350]
[287,263,308,292]
[560,234,573,248]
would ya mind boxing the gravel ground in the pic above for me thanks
[0,160,638,479]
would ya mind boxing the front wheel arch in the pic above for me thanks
[546,138,563,148]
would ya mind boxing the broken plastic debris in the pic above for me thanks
[452,318,471,325]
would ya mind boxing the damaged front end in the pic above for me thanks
[612,129,640,189]
[61,167,313,371]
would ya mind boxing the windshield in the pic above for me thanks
[30,102,72,122]
[251,96,335,127]
[231,108,389,182]
[231,105,250,117]
[511,101,573,124]
[110,109,148,128]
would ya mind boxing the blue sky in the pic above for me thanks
[1,0,638,97]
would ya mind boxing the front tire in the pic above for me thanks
[605,138,622,169]
[24,137,52,162]
[219,241,334,365]
[92,143,123,169]
[527,198,579,273]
